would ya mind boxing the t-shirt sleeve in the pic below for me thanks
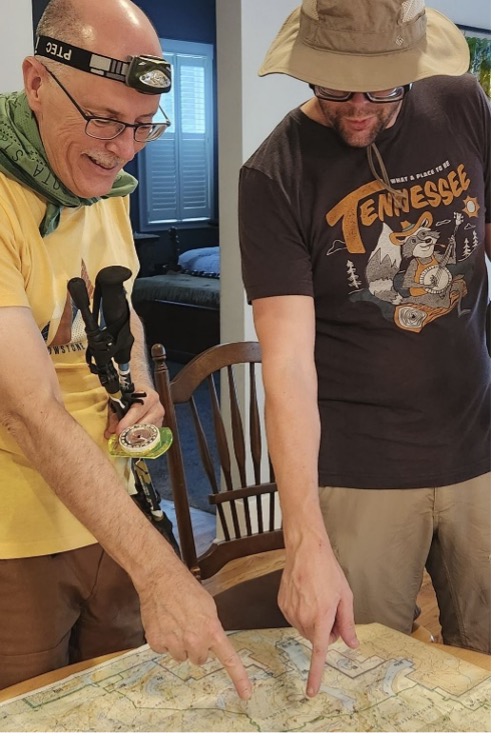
[0,199,31,309]
[479,88,491,224]
[239,166,314,303]
[462,75,491,223]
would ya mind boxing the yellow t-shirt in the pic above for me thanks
[0,174,140,558]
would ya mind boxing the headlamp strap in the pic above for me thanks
[35,35,172,95]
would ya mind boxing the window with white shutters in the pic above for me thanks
[138,39,214,228]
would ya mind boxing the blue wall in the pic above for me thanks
[32,0,216,44]
[130,0,216,44]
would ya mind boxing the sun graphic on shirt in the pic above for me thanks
[462,196,480,218]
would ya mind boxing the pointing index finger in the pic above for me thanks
[211,635,252,700]
[306,628,329,698]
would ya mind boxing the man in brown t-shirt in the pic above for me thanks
[240,0,490,697]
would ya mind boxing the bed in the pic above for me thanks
[132,246,220,363]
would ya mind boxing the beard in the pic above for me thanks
[318,99,402,148]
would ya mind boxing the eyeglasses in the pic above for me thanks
[312,84,412,103]
[44,66,171,142]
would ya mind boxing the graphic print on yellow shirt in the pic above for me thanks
[326,163,480,333]
[42,259,93,347]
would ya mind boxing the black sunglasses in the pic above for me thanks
[311,84,412,103]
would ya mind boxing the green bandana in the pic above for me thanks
[0,91,137,236]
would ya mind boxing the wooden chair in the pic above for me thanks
[151,341,288,630]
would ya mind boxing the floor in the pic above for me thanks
[162,500,442,641]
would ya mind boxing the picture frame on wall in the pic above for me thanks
[458,25,491,97]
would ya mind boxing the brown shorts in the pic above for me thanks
[0,544,145,690]
[319,473,490,652]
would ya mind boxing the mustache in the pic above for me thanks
[87,153,126,169]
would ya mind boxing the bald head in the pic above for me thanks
[36,0,162,62]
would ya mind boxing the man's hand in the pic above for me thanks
[104,385,164,438]
[136,560,252,700]
[278,533,358,698]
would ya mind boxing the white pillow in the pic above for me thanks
[178,246,220,276]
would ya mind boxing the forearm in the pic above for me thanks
[4,398,182,589]
[253,295,329,548]
[262,353,331,554]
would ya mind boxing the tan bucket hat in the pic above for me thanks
[259,0,470,91]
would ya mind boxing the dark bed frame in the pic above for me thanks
[132,230,220,364]
[134,296,220,364]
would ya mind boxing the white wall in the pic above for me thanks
[216,0,307,346]
[428,0,490,29]
[1,0,34,92]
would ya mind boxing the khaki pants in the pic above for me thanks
[0,544,145,690]
[319,473,490,652]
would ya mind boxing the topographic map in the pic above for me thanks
[0,623,490,732]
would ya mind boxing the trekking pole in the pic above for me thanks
[68,271,179,555]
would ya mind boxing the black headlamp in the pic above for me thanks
[35,35,172,95]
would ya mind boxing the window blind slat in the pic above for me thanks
[138,40,214,227]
